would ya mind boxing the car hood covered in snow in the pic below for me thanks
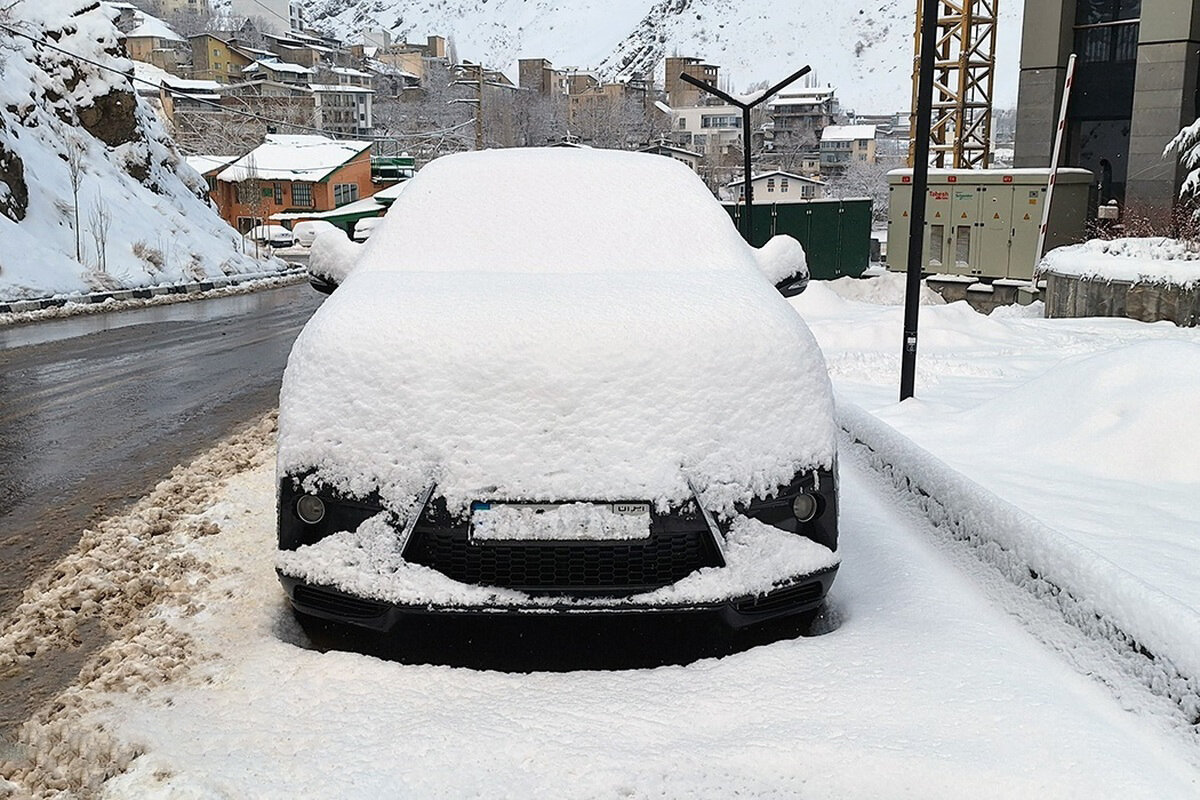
[278,268,836,518]
[277,148,836,519]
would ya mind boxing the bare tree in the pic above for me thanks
[65,139,85,262]
[238,152,265,258]
[88,191,112,273]
[825,158,891,223]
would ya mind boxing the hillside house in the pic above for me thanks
[211,135,373,233]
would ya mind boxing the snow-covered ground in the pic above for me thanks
[3,275,1200,796]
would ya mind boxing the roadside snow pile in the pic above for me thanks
[823,270,946,306]
[0,1,263,301]
[280,149,837,519]
[1040,237,1200,287]
[0,414,277,796]
[942,340,1200,484]
[840,401,1200,725]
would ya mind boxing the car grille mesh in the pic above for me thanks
[403,528,722,595]
[293,584,387,619]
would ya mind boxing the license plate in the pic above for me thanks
[470,502,652,542]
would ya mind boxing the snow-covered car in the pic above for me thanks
[292,219,340,248]
[352,216,383,242]
[276,148,839,640]
[245,224,293,248]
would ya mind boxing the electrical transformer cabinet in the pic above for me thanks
[886,168,1093,280]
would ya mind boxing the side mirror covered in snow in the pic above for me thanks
[307,229,362,294]
[754,235,809,297]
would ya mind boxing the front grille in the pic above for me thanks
[403,526,723,595]
[293,584,388,619]
[735,581,824,615]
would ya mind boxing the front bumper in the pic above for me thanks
[279,564,838,633]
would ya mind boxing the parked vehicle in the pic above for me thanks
[292,220,340,248]
[245,224,293,248]
[276,149,838,643]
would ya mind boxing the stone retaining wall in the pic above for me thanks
[1043,270,1199,327]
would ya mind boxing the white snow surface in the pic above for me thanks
[0,1,264,301]
[752,234,808,285]
[793,277,1200,622]
[1040,236,1200,287]
[280,149,837,519]
[216,135,371,183]
[275,512,838,607]
[77,452,1200,797]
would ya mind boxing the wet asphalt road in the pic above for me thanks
[0,283,323,619]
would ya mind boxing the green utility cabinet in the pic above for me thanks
[724,198,871,280]
[886,168,1092,280]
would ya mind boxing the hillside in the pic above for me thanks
[0,1,265,301]
[288,0,1023,112]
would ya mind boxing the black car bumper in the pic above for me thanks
[278,564,838,633]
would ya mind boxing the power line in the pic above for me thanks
[0,21,475,144]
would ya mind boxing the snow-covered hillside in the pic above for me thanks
[285,0,1023,112]
[0,1,264,301]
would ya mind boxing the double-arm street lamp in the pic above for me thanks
[679,65,811,243]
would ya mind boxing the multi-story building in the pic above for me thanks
[767,87,838,151]
[672,104,745,156]
[518,58,569,97]
[819,124,877,173]
[665,57,719,108]
[189,34,257,83]
[1014,0,1198,219]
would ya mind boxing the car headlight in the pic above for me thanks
[792,493,819,523]
[296,494,326,525]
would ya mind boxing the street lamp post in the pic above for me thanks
[679,66,811,244]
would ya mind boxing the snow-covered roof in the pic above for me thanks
[217,135,372,183]
[309,84,375,94]
[164,77,223,94]
[330,66,373,78]
[126,13,183,41]
[725,170,825,188]
[186,155,237,176]
[244,59,313,76]
[821,124,877,142]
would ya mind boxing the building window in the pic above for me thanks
[1074,0,1140,64]
[678,118,687,130]
[333,183,359,206]
[781,178,789,193]
[801,185,814,199]
[236,216,262,234]
[292,183,313,207]
[236,181,258,204]
[767,178,775,192]
[701,114,741,129]
[273,183,283,204]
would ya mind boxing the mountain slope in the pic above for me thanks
[291,0,1023,112]
[0,1,263,300]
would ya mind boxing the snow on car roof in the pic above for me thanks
[279,148,836,517]
[357,148,757,275]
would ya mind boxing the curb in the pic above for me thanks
[0,267,306,314]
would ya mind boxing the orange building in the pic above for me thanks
[211,135,374,233]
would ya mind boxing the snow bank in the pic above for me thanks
[1040,237,1200,287]
[280,149,837,519]
[752,234,808,284]
[839,401,1200,722]
[0,1,263,301]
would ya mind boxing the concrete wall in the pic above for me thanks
[1013,0,1075,167]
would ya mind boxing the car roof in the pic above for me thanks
[355,148,755,276]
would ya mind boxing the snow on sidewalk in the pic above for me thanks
[7,450,1198,798]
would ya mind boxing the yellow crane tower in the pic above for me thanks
[908,0,999,168]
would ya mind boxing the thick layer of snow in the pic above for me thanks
[0,1,266,301]
[216,135,371,183]
[305,229,361,284]
[752,234,807,285]
[14,455,1192,796]
[1040,236,1200,287]
[792,277,1200,626]
[281,149,837,520]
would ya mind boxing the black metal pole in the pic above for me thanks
[679,66,811,246]
[742,105,753,241]
[900,0,939,401]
